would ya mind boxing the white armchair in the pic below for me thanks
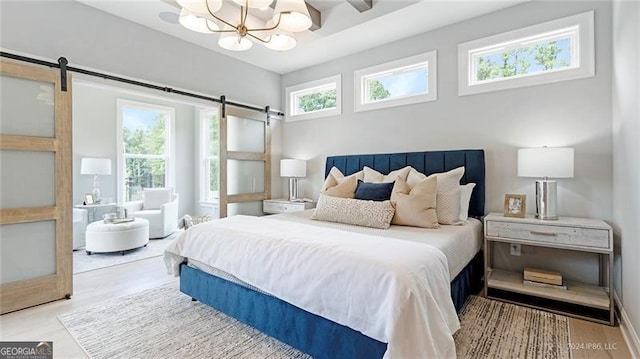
[73,208,88,250]
[125,188,179,238]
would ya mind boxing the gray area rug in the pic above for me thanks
[454,295,570,359]
[73,231,181,274]
[58,284,570,359]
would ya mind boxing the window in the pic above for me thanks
[286,75,341,121]
[354,51,437,112]
[116,99,175,202]
[199,108,220,203]
[458,11,594,96]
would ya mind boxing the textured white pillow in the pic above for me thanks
[143,188,172,210]
[311,195,395,229]
[459,183,476,221]
[407,166,465,193]
[436,189,462,225]
[363,166,411,183]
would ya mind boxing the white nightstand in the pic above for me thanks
[484,212,614,325]
[263,199,315,214]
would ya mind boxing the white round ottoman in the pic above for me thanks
[85,218,149,255]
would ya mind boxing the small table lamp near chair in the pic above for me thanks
[81,157,112,203]
[281,159,306,201]
[517,147,574,220]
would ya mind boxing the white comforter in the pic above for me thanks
[164,215,460,359]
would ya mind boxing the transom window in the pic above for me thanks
[116,99,175,202]
[458,11,594,96]
[355,51,437,112]
[286,75,341,121]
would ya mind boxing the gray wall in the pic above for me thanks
[612,0,640,349]
[281,1,613,285]
[1,0,284,212]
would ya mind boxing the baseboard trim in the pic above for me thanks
[615,291,640,359]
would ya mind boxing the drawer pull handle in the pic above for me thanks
[530,231,557,236]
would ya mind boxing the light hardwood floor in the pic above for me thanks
[0,256,633,358]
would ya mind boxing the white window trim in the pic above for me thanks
[116,99,176,203]
[458,11,594,96]
[285,74,341,122]
[198,107,220,204]
[354,51,437,113]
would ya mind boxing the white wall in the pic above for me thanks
[0,0,284,210]
[612,0,640,349]
[281,1,613,284]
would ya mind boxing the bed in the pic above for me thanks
[165,149,485,359]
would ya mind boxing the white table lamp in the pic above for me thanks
[280,159,306,201]
[517,147,574,220]
[81,157,112,202]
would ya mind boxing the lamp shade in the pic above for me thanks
[280,159,306,177]
[517,147,574,178]
[177,0,223,16]
[81,158,112,176]
[179,8,219,33]
[273,0,312,32]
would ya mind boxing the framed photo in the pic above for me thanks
[504,194,526,218]
[84,193,96,205]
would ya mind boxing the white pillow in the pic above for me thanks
[143,188,172,210]
[311,195,395,229]
[363,166,411,183]
[459,183,476,221]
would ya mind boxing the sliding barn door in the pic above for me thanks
[219,107,271,217]
[0,59,73,314]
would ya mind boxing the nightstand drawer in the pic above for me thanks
[486,221,610,249]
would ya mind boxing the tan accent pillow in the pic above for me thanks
[321,167,364,192]
[323,174,357,198]
[406,167,465,225]
[391,176,439,229]
[363,166,411,183]
[311,195,395,229]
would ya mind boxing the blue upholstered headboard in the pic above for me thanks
[325,149,486,218]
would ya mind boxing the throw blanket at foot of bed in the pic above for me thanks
[165,215,459,358]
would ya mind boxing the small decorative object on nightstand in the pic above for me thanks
[263,198,315,215]
[484,212,614,325]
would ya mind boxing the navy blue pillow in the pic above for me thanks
[354,180,394,201]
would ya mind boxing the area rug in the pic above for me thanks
[58,285,571,359]
[73,231,182,274]
[454,295,571,359]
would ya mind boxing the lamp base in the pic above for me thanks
[288,177,299,202]
[535,180,558,220]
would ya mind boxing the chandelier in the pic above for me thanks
[177,0,312,51]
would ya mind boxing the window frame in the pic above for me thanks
[198,107,220,204]
[458,11,594,96]
[285,74,341,122]
[354,51,437,113]
[116,99,176,203]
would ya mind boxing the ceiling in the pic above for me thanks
[75,0,527,74]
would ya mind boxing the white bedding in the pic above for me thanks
[272,210,483,278]
[165,215,461,358]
